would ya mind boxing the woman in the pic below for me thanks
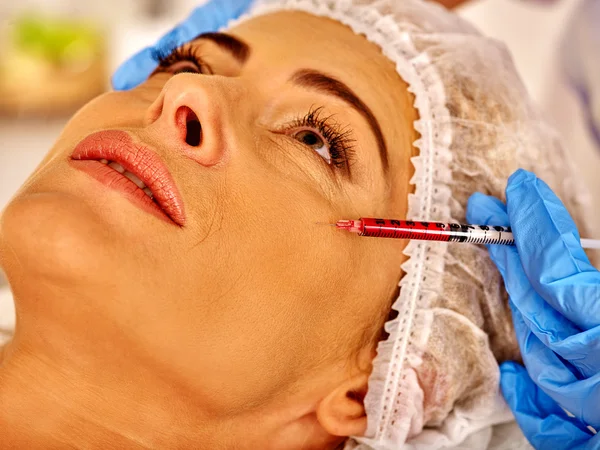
[0,0,588,448]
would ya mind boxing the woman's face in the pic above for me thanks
[0,10,417,427]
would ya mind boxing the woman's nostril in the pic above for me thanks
[175,106,202,147]
[186,116,202,147]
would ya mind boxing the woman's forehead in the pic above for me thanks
[227,11,395,85]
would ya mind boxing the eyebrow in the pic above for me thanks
[290,70,388,172]
[195,32,251,64]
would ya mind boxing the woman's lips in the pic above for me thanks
[69,130,186,226]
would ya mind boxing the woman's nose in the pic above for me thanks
[147,74,234,167]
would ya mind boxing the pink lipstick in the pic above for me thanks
[70,130,186,226]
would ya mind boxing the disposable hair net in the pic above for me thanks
[230,1,592,448]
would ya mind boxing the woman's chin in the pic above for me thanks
[0,191,116,286]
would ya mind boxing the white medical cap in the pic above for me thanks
[228,0,591,448]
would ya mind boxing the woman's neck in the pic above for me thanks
[0,339,219,448]
[0,336,327,449]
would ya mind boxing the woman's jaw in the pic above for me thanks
[0,10,419,448]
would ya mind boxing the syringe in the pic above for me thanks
[334,218,600,249]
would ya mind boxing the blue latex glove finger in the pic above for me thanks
[467,193,600,376]
[112,0,255,90]
[169,0,254,43]
[500,361,600,450]
[112,48,158,91]
[506,169,600,331]
[466,192,510,226]
[510,300,600,428]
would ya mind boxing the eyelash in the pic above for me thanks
[151,47,356,172]
[151,45,211,74]
[284,107,356,171]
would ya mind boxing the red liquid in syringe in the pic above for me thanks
[335,218,515,245]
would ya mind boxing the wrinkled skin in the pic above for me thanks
[0,11,418,449]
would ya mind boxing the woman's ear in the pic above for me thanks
[316,372,369,437]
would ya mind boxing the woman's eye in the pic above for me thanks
[168,62,203,75]
[293,130,331,164]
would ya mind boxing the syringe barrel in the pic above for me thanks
[359,218,515,245]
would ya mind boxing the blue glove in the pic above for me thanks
[466,169,600,450]
[112,0,255,91]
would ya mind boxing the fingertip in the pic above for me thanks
[466,192,487,223]
[111,64,136,91]
[156,28,183,53]
[111,47,155,91]
[505,169,577,240]
[466,193,508,226]
[506,169,536,193]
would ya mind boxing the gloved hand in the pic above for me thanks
[466,169,600,450]
[112,0,255,91]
